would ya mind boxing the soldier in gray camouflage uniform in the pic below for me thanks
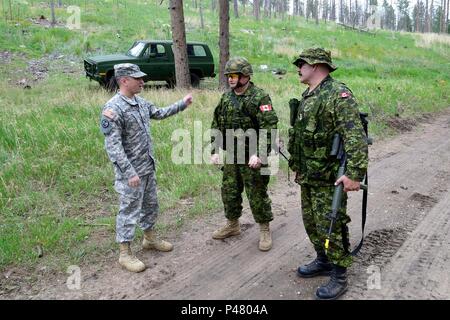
[210,57,279,251]
[100,63,193,273]
[288,48,368,299]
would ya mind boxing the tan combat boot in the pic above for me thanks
[118,242,146,273]
[259,222,272,251]
[142,229,173,252]
[212,219,241,239]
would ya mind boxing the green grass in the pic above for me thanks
[0,0,449,272]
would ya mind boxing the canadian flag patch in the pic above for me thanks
[340,92,351,98]
[259,104,272,112]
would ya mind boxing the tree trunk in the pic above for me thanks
[330,0,336,21]
[169,0,191,88]
[233,0,239,18]
[8,0,13,21]
[443,0,449,32]
[199,0,205,29]
[445,0,450,33]
[219,0,230,89]
[430,0,434,32]
[414,1,418,32]
[314,0,319,24]
[264,0,270,17]
[254,0,260,20]
[50,0,56,26]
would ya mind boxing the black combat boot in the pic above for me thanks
[315,265,348,300]
[296,252,332,278]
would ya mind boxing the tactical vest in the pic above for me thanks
[217,90,261,160]
[288,88,340,184]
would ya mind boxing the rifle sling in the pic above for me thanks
[351,172,368,256]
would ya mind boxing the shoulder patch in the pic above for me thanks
[102,108,117,121]
[100,116,113,135]
[259,104,272,112]
[340,91,351,98]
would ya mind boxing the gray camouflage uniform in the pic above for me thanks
[101,93,187,243]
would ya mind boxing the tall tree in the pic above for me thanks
[233,0,239,18]
[169,0,191,88]
[413,0,426,32]
[314,0,319,24]
[433,3,443,31]
[299,0,305,16]
[384,0,396,29]
[199,0,205,29]
[330,0,336,20]
[254,0,260,20]
[241,0,247,14]
[322,0,329,20]
[445,0,450,33]
[440,0,448,32]
[264,0,270,17]
[50,0,56,26]
[219,0,229,89]
[397,0,412,31]
[293,0,299,15]
[429,0,434,32]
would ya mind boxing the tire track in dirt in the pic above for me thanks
[359,189,450,299]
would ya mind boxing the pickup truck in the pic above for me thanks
[83,40,215,89]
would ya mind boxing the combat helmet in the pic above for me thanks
[224,57,253,76]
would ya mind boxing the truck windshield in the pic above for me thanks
[127,42,146,57]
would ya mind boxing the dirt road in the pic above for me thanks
[3,109,450,300]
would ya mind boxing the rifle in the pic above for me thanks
[324,112,371,256]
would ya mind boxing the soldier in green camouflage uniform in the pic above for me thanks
[210,57,279,251]
[288,48,368,299]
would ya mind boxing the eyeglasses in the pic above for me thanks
[227,73,240,80]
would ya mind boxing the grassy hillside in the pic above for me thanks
[0,0,449,271]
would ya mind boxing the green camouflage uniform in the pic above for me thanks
[289,49,368,267]
[211,60,278,223]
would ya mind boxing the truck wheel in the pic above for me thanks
[166,78,176,89]
[104,73,118,92]
[190,73,200,88]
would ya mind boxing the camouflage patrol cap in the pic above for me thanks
[292,48,337,72]
[114,63,147,78]
[224,57,253,76]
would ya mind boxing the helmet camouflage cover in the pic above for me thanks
[292,47,337,72]
[224,57,253,76]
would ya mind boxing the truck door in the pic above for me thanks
[140,43,170,81]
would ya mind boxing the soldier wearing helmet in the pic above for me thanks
[210,57,279,251]
[288,48,368,299]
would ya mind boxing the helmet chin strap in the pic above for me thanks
[235,75,249,89]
